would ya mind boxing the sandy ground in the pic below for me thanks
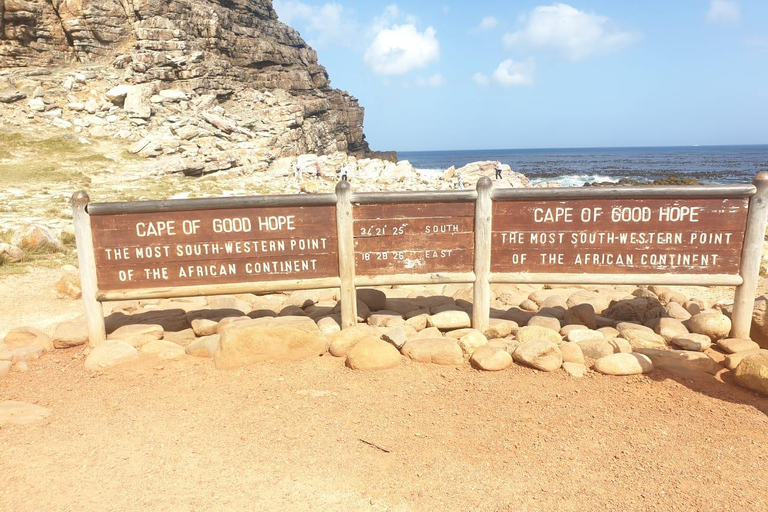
[2,268,768,511]
[1,346,767,512]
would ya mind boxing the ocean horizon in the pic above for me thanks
[398,144,768,187]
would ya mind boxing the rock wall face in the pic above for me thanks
[0,0,369,156]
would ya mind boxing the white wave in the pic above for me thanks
[531,174,623,188]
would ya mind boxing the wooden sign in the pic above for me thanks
[353,202,474,275]
[90,205,339,290]
[491,198,749,275]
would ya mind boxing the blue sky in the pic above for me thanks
[273,1,768,152]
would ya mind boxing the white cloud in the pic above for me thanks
[365,6,440,75]
[273,1,358,47]
[472,72,490,86]
[478,16,499,31]
[503,3,641,62]
[492,58,535,86]
[416,73,445,87]
[706,0,741,26]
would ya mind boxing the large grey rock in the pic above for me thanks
[734,353,768,396]
[3,327,53,352]
[621,329,668,350]
[107,324,164,347]
[594,353,653,376]
[215,317,327,369]
[470,344,513,371]
[515,325,562,345]
[513,340,563,372]
[401,339,464,365]
[85,340,139,371]
[345,337,401,370]
[688,313,732,341]
[671,333,712,352]
[716,338,760,354]
[427,310,471,331]
[52,319,89,349]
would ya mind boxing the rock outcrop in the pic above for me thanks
[0,0,371,172]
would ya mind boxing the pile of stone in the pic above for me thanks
[4,283,767,396]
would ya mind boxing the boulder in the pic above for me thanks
[577,338,618,359]
[3,327,53,352]
[141,339,186,359]
[671,333,712,352]
[724,348,768,370]
[470,345,514,371]
[52,318,89,348]
[357,289,388,311]
[563,303,597,329]
[0,243,24,263]
[603,298,665,324]
[666,302,692,321]
[560,342,585,364]
[458,330,488,358]
[401,339,464,365]
[191,318,219,337]
[562,362,587,377]
[716,338,760,354]
[427,310,471,331]
[653,317,689,342]
[382,326,410,349]
[635,348,721,376]
[214,317,327,369]
[515,325,562,345]
[528,315,561,332]
[84,340,139,371]
[566,329,604,343]
[329,325,380,357]
[621,329,668,350]
[345,337,401,370]
[107,324,164,347]
[734,353,768,396]
[484,319,516,339]
[688,312,731,341]
[185,335,220,358]
[594,353,653,376]
[513,340,563,372]
[11,224,61,251]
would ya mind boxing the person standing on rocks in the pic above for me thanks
[294,161,302,183]
[315,162,322,180]
[341,163,349,182]
[494,161,503,180]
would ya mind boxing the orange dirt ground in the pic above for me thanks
[2,345,767,512]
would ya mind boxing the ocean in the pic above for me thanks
[398,145,768,187]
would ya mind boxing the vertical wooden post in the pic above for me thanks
[732,172,768,338]
[335,181,358,329]
[71,191,106,346]
[473,177,493,332]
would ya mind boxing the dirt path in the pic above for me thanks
[1,347,767,512]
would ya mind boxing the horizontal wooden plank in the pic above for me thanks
[353,202,474,221]
[355,248,474,276]
[353,217,474,239]
[91,205,337,247]
[95,253,339,291]
[97,277,342,301]
[492,198,749,232]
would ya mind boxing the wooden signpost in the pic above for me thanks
[72,172,768,346]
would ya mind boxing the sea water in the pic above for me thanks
[399,145,768,186]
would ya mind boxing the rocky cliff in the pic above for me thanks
[0,0,371,173]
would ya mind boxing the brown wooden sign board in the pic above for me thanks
[90,205,339,291]
[72,175,768,346]
[491,198,749,275]
[353,202,475,276]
